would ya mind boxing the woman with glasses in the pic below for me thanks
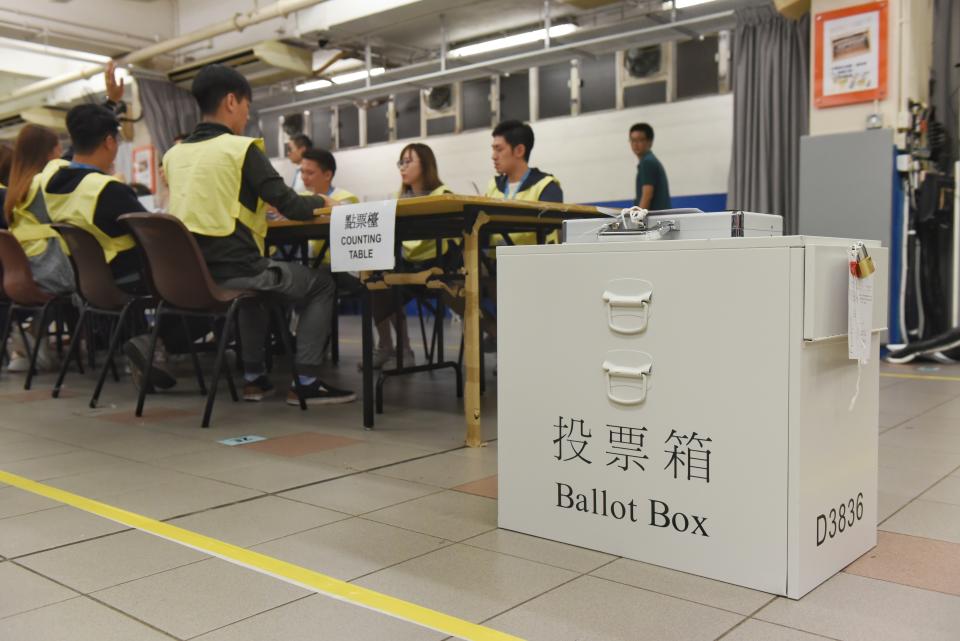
[366,143,454,370]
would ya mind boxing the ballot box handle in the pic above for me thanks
[602,361,650,405]
[602,291,651,334]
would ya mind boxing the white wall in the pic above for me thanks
[272,93,733,203]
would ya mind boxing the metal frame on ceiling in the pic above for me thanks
[258,9,735,114]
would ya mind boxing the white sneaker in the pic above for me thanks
[6,335,56,373]
[355,348,416,371]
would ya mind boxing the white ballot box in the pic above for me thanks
[496,236,887,598]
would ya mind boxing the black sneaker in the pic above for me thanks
[243,375,275,402]
[124,335,176,391]
[287,379,356,406]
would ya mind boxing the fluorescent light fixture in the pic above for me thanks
[330,67,385,84]
[448,23,579,59]
[294,66,385,92]
[665,0,718,8]
[295,78,333,92]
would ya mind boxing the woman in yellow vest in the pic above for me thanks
[363,143,455,369]
[2,125,76,372]
[3,125,74,295]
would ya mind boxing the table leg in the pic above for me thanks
[361,285,374,429]
[462,211,489,447]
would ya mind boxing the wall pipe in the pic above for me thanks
[4,0,328,102]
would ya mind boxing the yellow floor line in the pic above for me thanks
[0,470,524,641]
[880,372,960,382]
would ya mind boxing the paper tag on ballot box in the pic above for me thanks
[848,243,874,364]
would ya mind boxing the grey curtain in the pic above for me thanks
[137,76,201,156]
[931,0,958,167]
[727,5,810,233]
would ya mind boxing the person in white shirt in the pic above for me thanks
[286,134,311,192]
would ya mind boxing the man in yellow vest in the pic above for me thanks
[45,105,143,284]
[299,147,358,262]
[485,120,563,206]
[46,104,188,391]
[481,120,563,351]
[163,64,354,406]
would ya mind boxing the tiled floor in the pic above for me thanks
[0,323,959,640]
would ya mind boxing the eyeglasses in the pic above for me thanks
[396,158,416,168]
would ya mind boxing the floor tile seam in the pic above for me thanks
[6,526,135,561]
[344,538,463,584]
[709,597,774,640]
[363,469,464,491]
[0,503,63,522]
[0,561,81,622]
[180,593,317,640]
[455,537,617,576]
[878,461,960,527]
[63,556,214,597]
[288,485,451,517]
[907,495,960,509]
[899,393,960,418]
[716,598,845,641]
[5,560,182,639]
[876,523,960,547]
[840,567,960,599]
[243,442,475,497]
[470,567,604,633]
[809,571,960,601]
[583,572,773,619]
[220,512,360,549]
[355,513,491,543]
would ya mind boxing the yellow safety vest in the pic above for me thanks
[305,187,360,261]
[402,184,455,263]
[484,174,561,245]
[163,134,268,254]
[44,164,134,264]
[11,159,69,258]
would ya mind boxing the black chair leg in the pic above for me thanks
[53,305,87,398]
[202,301,238,428]
[0,305,15,378]
[135,304,164,417]
[25,304,52,391]
[330,301,340,365]
[180,315,207,396]
[273,305,305,410]
[91,304,131,408]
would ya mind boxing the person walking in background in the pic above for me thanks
[629,123,671,210]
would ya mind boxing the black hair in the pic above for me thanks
[629,123,654,141]
[290,134,312,150]
[129,182,152,196]
[66,104,120,155]
[301,147,336,175]
[173,132,188,142]
[191,64,253,115]
[492,120,534,162]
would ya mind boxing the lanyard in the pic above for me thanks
[326,186,336,196]
[505,169,531,200]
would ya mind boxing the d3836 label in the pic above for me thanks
[816,492,864,547]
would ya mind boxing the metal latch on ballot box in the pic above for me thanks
[602,278,653,334]
[598,207,677,240]
[602,350,653,405]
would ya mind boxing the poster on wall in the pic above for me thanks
[131,145,157,194]
[814,1,888,108]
